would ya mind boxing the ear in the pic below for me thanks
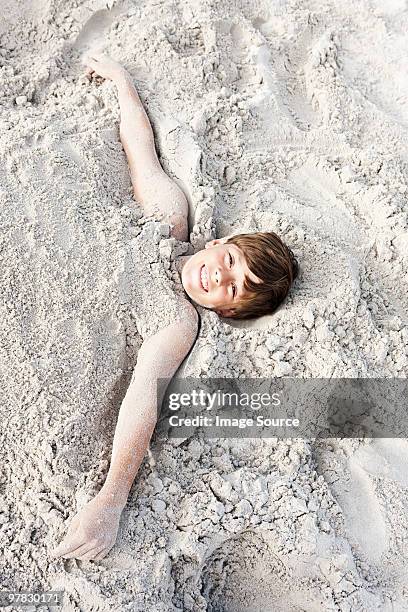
[204,238,221,249]
[215,308,235,318]
[204,236,230,249]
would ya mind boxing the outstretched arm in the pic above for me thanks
[83,54,189,241]
[51,310,198,561]
[101,312,198,505]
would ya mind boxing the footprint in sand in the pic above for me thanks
[315,438,408,565]
[164,24,205,57]
[71,5,124,53]
[197,528,364,611]
[223,15,326,152]
[278,155,364,247]
[199,530,291,612]
[249,16,323,132]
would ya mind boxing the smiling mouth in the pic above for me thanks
[200,265,209,292]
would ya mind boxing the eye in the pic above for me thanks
[232,282,237,298]
[229,252,234,267]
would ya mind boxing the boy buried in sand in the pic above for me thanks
[51,55,298,561]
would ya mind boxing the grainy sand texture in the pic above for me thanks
[1,0,408,610]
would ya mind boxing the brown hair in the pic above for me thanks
[224,232,299,320]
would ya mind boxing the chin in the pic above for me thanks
[187,293,212,309]
[181,279,212,309]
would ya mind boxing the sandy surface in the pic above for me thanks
[1,0,408,610]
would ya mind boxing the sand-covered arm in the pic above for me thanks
[83,54,189,241]
[50,309,198,561]
[101,310,198,507]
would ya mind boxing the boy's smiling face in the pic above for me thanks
[181,238,262,316]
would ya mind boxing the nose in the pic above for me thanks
[214,266,231,286]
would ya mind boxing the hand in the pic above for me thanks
[50,491,124,561]
[83,53,127,84]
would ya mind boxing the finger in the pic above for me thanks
[82,54,94,68]
[83,52,98,62]
[84,56,99,71]
[62,541,96,560]
[78,545,104,561]
[93,547,109,561]
[50,533,83,559]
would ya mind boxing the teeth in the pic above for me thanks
[201,266,208,290]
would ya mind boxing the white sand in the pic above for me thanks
[1,0,408,610]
